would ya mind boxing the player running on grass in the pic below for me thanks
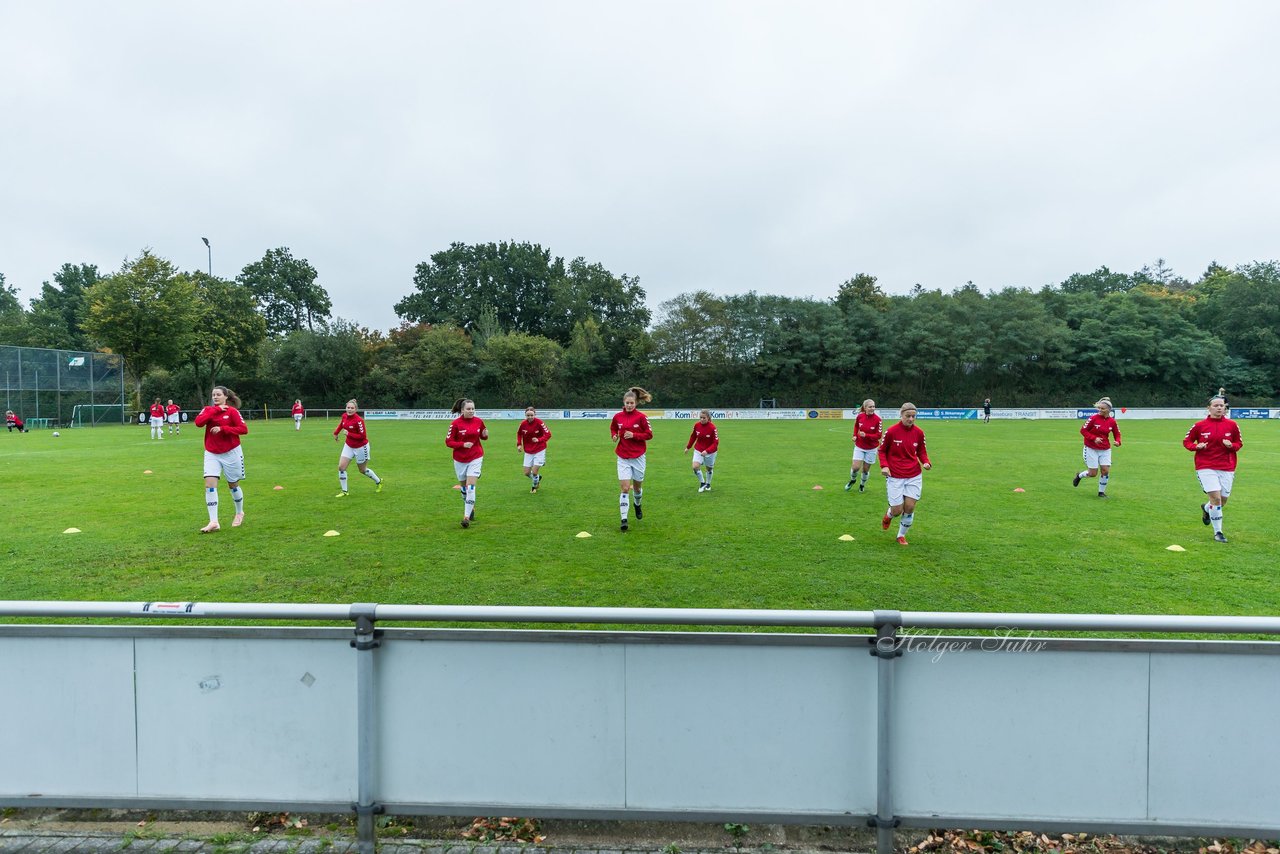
[516,406,551,493]
[334,398,382,497]
[684,409,719,492]
[846,398,882,493]
[878,402,931,546]
[612,387,653,532]
[1183,395,1242,543]
[195,386,248,533]
[446,398,487,528]
[1072,396,1121,498]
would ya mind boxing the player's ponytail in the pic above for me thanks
[213,386,241,408]
[626,386,652,405]
[451,398,474,415]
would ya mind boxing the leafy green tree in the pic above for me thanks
[83,251,200,406]
[396,241,562,336]
[835,273,889,314]
[1192,261,1280,394]
[185,273,268,404]
[1059,266,1134,296]
[26,263,99,350]
[385,323,475,407]
[0,274,33,345]
[265,320,368,405]
[477,332,564,405]
[237,247,332,335]
[548,257,651,360]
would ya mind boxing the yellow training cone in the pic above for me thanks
[1165,544,1186,552]
[576,531,592,538]
[323,530,341,537]
[143,470,153,475]
[838,534,854,541]
[63,527,81,534]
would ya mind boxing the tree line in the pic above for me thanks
[2,244,1278,409]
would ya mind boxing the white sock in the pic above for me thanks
[1210,504,1223,534]
[633,487,643,506]
[464,484,476,519]
[230,486,244,515]
[1098,474,1109,493]
[898,512,914,538]
[363,468,380,484]
[859,471,867,485]
[619,493,630,521]
[705,466,713,485]
[205,487,219,524]
[1078,470,1090,479]
[339,471,349,492]
[695,469,705,485]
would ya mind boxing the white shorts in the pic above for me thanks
[692,450,717,467]
[1083,446,1113,469]
[341,443,371,464]
[203,447,246,482]
[522,450,547,468]
[294,414,303,423]
[1196,469,1234,498]
[150,417,164,428]
[617,454,647,483]
[454,458,483,481]
[167,414,180,424]
[886,475,923,506]
[852,447,878,466]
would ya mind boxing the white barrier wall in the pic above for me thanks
[3,625,1279,836]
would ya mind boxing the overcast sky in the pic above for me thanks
[2,1,1278,333]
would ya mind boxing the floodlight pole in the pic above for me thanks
[201,237,211,276]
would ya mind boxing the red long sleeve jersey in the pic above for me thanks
[685,421,719,453]
[1182,417,1242,471]
[877,422,930,478]
[292,403,304,416]
[149,403,165,419]
[853,413,883,451]
[194,405,247,454]
[334,412,369,448]
[611,410,652,459]
[517,418,551,453]
[446,417,486,463]
[1080,414,1121,449]
[165,404,180,418]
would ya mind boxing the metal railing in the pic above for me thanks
[3,602,1279,854]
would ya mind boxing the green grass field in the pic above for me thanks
[2,416,1277,618]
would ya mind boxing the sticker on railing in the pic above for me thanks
[137,601,203,615]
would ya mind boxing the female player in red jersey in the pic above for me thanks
[333,398,382,497]
[446,398,487,528]
[165,399,181,436]
[516,406,551,493]
[611,387,653,531]
[684,409,719,492]
[1183,395,1242,543]
[845,398,882,493]
[194,386,248,532]
[5,410,25,432]
[292,399,305,431]
[149,398,166,440]
[1072,396,1121,497]
[877,402,932,546]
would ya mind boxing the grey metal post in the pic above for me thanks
[871,610,902,854]
[351,603,381,854]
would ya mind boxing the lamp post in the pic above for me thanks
[201,237,211,276]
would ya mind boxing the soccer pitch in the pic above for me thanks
[3,417,1277,619]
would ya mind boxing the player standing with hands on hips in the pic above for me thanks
[333,398,382,497]
[1073,396,1121,497]
[149,398,166,440]
[684,409,719,492]
[845,398,882,493]
[878,402,931,546]
[612,387,653,531]
[194,386,248,533]
[1183,395,1242,543]
[516,406,551,492]
[446,398,487,528]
